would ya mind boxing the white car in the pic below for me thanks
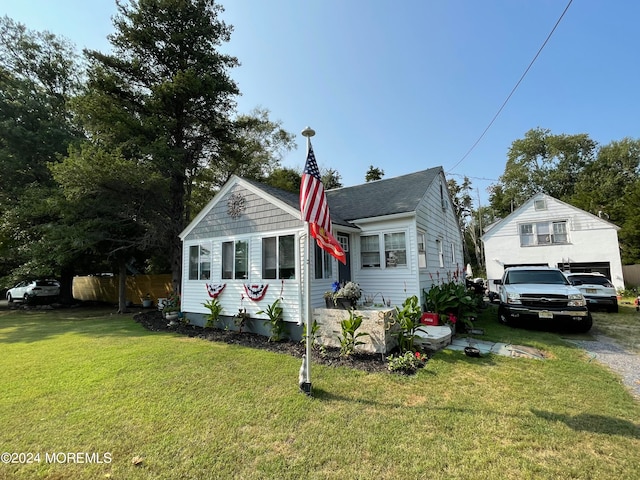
[564,273,618,313]
[6,280,60,303]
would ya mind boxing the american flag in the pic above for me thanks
[300,144,331,233]
[300,143,346,264]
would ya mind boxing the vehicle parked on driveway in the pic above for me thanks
[6,280,60,304]
[564,272,618,313]
[494,266,592,332]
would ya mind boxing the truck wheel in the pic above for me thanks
[498,305,510,325]
[574,315,593,333]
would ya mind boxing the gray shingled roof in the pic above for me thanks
[243,166,442,227]
[326,167,442,221]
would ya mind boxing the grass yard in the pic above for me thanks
[0,303,639,479]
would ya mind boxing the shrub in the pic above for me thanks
[387,351,428,374]
[390,295,426,353]
[335,310,369,356]
[202,298,223,328]
[257,298,285,342]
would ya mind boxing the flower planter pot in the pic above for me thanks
[335,297,355,310]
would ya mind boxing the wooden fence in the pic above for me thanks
[72,275,173,305]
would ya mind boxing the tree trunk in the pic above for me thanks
[58,265,75,305]
[118,257,129,314]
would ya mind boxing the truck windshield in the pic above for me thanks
[506,270,568,285]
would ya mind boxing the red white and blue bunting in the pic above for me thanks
[243,284,269,301]
[205,283,226,298]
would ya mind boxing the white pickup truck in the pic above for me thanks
[494,266,593,333]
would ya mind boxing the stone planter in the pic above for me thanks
[324,297,356,309]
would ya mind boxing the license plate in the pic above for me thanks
[538,311,553,319]
[586,288,597,294]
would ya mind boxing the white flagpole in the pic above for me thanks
[300,126,315,396]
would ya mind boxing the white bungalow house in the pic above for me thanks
[179,167,464,339]
[482,193,624,291]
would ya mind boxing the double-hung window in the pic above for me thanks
[262,234,296,279]
[222,240,249,279]
[314,243,333,279]
[384,232,406,267]
[361,232,407,268]
[188,244,211,280]
[417,231,427,268]
[519,221,568,246]
[361,235,381,268]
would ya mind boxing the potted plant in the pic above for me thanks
[163,291,180,323]
[332,281,362,309]
[141,293,153,308]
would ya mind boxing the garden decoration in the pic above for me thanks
[206,283,226,298]
[243,284,268,301]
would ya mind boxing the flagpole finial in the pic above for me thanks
[301,126,315,138]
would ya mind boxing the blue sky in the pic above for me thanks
[3,0,639,206]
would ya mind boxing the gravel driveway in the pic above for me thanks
[567,334,640,400]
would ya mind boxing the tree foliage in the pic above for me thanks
[0,17,83,289]
[74,0,240,291]
[490,127,596,216]
[365,165,384,182]
[491,128,640,264]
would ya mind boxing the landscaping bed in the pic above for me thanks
[134,310,394,374]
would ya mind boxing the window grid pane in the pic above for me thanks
[384,232,406,267]
[188,246,199,280]
[279,235,295,279]
[222,242,233,279]
[235,241,248,279]
[262,237,277,279]
[199,245,211,280]
[361,235,380,268]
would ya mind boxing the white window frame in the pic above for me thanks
[417,230,427,269]
[262,234,296,280]
[519,220,569,246]
[222,239,249,280]
[188,243,212,280]
[384,232,407,268]
[361,231,408,269]
[360,234,381,268]
[314,243,333,279]
[436,239,444,268]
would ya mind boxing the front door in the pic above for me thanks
[337,232,351,283]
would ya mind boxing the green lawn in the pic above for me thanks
[0,304,639,479]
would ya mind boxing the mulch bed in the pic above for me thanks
[133,310,392,374]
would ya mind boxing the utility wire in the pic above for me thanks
[446,0,573,174]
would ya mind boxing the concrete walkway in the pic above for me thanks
[447,336,547,360]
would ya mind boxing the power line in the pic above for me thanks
[446,0,574,174]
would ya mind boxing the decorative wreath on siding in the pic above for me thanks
[243,284,269,301]
[205,283,226,298]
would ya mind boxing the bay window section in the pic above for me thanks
[262,234,296,279]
